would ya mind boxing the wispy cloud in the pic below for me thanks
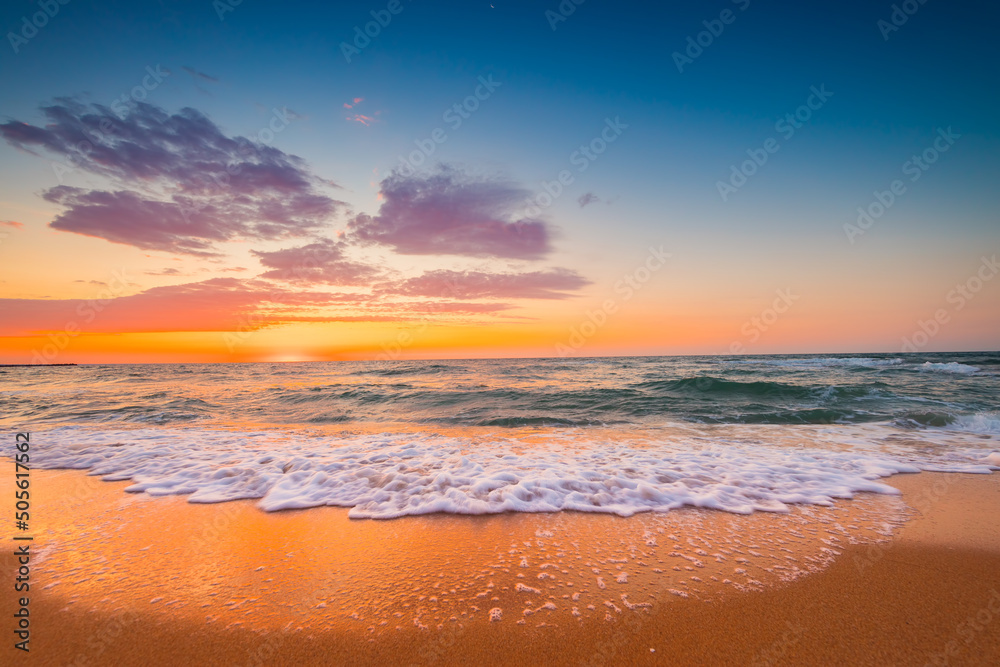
[381,268,589,300]
[577,192,599,208]
[343,97,379,125]
[181,66,220,83]
[0,276,522,336]
[0,278,371,335]
[346,113,376,126]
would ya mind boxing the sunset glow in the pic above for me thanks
[1,2,997,364]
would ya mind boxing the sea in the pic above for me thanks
[3,352,998,519]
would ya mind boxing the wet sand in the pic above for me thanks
[2,468,1000,666]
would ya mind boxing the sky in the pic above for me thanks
[0,0,998,363]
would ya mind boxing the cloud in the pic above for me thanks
[348,166,552,259]
[0,276,519,336]
[280,301,514,319]
[0,101,345,254]
[346,114,376,126]
[382,268,589,300]
[41,187,223,255]
[0,278,371,335]
[577,192,599,208]
[0,220,24,229]
[342,98,379,125]
[144,267,183,276]
[181,66,220,83]
[395,301,513,313]
[40,184,338,256]
[251,238,382,285]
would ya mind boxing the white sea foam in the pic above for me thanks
[734,357,904,368]
[27,424,999,519]
[945,412,1000,436]
[918,362,980,374]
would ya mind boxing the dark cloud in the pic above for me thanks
[382,268,589,300]
[251,238,382,285]
[348,166,552,259]
[0,101,345,254]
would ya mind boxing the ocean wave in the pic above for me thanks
[637,376,885,402]
[695,407,882,425]
[731,357,904,368]
[918,362,980,374]
[30,426,998,520]
[357,363,458,377]
[3,356,997,434]
[473,416,617,428]
[945,412,1000,435]
[892,411,956,429]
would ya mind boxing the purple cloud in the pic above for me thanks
[382,268,589,300]
[348,166,551,259]
[252,238,381,285]
[0,101,345,254]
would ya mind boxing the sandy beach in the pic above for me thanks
[1,467,998,666]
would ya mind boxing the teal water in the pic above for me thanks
[2,352,997,433]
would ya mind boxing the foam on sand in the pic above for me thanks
[30,424,998,519]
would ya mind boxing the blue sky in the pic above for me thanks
[1,0,998,361]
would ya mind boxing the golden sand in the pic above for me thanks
[2,468,1000,665]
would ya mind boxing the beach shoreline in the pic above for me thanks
[3,468,1000,666]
